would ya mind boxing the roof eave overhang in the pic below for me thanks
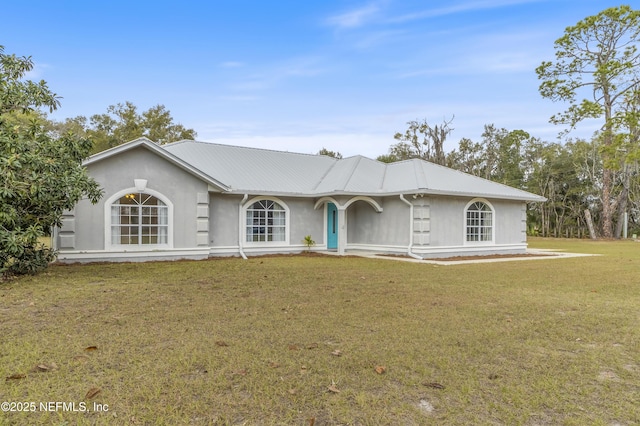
[83,138,231,192]
[220,188,546,202]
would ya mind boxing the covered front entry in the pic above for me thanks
[327,202,338,250]
[315,196,383,255]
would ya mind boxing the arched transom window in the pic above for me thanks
[466,201,493,242]
[246,199,286,242]
[111,193,168,245]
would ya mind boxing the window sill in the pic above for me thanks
[106,244,172,251]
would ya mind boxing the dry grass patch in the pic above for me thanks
[1,239,639,424]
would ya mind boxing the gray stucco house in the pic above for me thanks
[54,137,545,262]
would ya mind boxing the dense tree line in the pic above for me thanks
[380,6,640,239]
[381,117,640,239]
[379,118,639,238]
[52,101,197,154]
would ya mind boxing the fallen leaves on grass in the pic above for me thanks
[331,349,342,357]
[84,346,98,352]
[327,382,341,393]
[85,387,101,399]
[215,340,229,347]
[307,342,318,349]
[5,373,26,381]
[423,382,445,390]
[32,362,57,372]
[375,365,386,374]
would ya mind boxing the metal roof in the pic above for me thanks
[97,139,545,201]
[163,140,336,195]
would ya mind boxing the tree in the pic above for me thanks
[445,137,483,174]
[383,117,454,164]
[536,5,640,238]
[0,46,102,277]
[445,124,530,188]
[376,153,400,163]
[317,147,343,159]
[57,102,197,154]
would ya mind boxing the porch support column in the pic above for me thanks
[337,207,347,255]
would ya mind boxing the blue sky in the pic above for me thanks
[1,0,629,157]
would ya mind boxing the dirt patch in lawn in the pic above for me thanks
[379,253,554,261]
[428,253,554,261]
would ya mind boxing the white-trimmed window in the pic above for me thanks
[465,200,493,242]
[245,199,287,242]
[111,193,168,245]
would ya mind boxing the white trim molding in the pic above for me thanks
[463,198,495,245]
[56,247,210,263]
[343,196,383,212]
[241,196,291,247]
[104,187,174,251]
[314,196,340,210]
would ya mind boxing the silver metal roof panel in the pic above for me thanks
[155,140,545,201]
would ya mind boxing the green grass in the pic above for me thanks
[1,238,639,425]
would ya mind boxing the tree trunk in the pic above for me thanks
[585,209,597,240]
[614,195,628,239]
[614,170,630,239]
[601,168,614,238]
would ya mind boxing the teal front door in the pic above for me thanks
[327,203,338,250]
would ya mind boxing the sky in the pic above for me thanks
[1,0,632,158]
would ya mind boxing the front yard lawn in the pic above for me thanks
[1,238,639,425]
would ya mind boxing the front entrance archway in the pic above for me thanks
[315,196,383,254]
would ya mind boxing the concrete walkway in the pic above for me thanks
[341,248,599,266]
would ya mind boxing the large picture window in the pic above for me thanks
[111,193,168,245]
[246,199,286,242]
[466,200,493,242]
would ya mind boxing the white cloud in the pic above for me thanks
[388,0,547,23]
[227,55,329,93]
[394,28,550,78]
[196,132,394,158]
[24,62,50,80]
[325,2,381,29]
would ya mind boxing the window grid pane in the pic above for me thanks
[466,202,492,242]
[112,194,168,245]
[246,200,286,242]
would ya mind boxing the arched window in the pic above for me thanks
[245,199,287,242]
[111,193,169,245]
[465,200,493,242]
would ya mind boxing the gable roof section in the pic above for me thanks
[383,159,544,201]
[90,138,545,202]
[312,156,385,194]
[164,140,337,195]
[164,140,544,201]
[83,137,230,192]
